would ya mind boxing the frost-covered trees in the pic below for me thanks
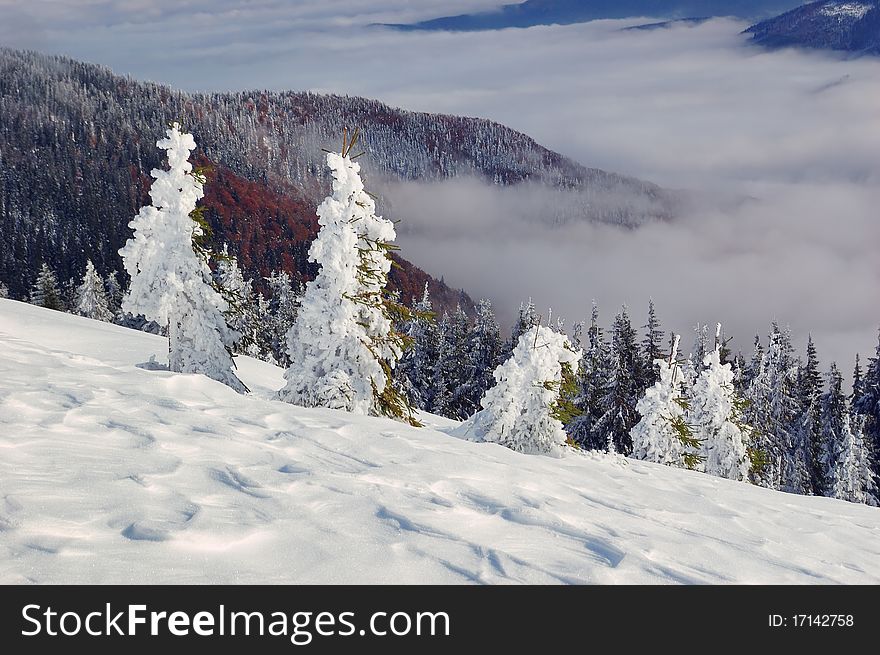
[119,123,246,393]
[397,284,440,410]
[74,260,113,322]
[30,263,64,311]
[0,281,8,299]
[690,325,751,481]
[744,326,802,490]
[641,299,664,389]
[461,299,504,413]
[853,331,880,487]
[631,335,698,469]
[265,270,301,366]
[278,136,413,422]
[820,363,877,505]
[595,307,641,454]
[567,303,614,450]
[432,307,472,419]
[463,325,580,456]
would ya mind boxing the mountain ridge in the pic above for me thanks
[0,47,673,313]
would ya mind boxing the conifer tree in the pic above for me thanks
[278,132,414,423]
[462,298,504,412]
[0,281,8,299]
[744,325,802,490]
[853,330,880,487]
[103,271,123,320]
[74,259,113,322]
[506,299,539,357]
[567,303,614,450]
[463,325,581,456]
[396,284,439,410]
[595,307,641,454]
[797,335,823,493]
[641,299,664,390]
[822,363,878,504]
[631,335,700,469]
[432,306,472,419]
[266,270,301,366]
[119,122,246,393]
[29,263,64,311]
[690,324,751,481]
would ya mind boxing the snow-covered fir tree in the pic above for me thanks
[0,281,9,299]
[277,136,413,422]
[432,306,473,419]
[690,324,751,481]
[214,244,257,355]
[103,271,123,319]
[797,335,823,493]
[461,298,504,413]
[29,263,64,311]
[641,299,664,390]
[821,363,877,505]
[463,324,580,456]
[595,307,641,454]
[744,325,802,491]
[853,331,880,487]
[397,284,440,410]
[74,259,113,322]
[631,335,699,468]
[119,122,246,393]
[264,270,301,366]
[567,303,613,450]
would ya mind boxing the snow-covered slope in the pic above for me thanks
[1,299,878,584]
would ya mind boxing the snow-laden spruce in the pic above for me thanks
[690,325,751,481]
[30,263,63,311]
[119,123,245,393]
[630,335,697,468]
[74,259,113,322]
[460,325,580,456]
[278,144,410,420]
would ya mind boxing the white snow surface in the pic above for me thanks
[1,299,879,584]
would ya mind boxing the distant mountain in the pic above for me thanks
[0,48,674,313]
[745,1,880,54]
[387,1,805,32]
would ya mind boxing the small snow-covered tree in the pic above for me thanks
[215,245,252,345]
[567,302,613,451]
[278,132,414,423]
[397,283,440,410]
[0,281,9,299]
[630,335,700,469]
[833,415,878,505]
[265,270,302,366]
[74,259,113,322]
[464,325,580,456]
[104,270,124,319]
[119,122,246,393]
[690,324,751,481]
[29,263,64,311]
[431,307,472,419]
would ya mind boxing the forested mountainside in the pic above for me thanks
[0,48,672,312]
[745,1,880,54]
[389,0,805,31]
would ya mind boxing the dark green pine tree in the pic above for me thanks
[595,306,641,454]
[396,284,440,411]
[853,330,880,487]
[567,303,614,450]
[797,335,823,494]
[431,307,472,420]
[29,263,64,311]
[461,298,503,414]
[640,299,664,391]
